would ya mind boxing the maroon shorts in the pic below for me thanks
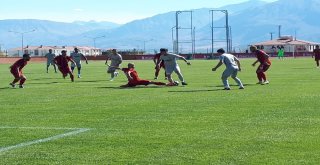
[256,64,270,73]
[10,69,22,78]
[58,67,72,75]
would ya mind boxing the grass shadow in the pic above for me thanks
[28,82,60,85]
[98,86,167,89]
[168,89,223,93]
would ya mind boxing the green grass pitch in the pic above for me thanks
[1,57,320,164]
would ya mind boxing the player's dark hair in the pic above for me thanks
[217,48,225,53]
[23,54,30,58]
[160,48,168,52]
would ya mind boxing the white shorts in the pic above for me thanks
[165,65,181,75]
[71,62,81,68]
[47,61,55,66]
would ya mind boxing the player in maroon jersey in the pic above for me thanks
[115,63,166,87]
[54,50,76,82]
[250,45,271,85]
[312,45,320,68]
[9,54,31,88]
[153,49,167,80]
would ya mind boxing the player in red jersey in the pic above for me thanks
[54,50,76,82]
[250,45,271,85]
[153,49,167,80]
[312,45,320,68]
[9,54,31,88]
[115,63,166,87]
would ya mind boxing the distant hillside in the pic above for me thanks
[0,19,120,48]
[1,0,320,53]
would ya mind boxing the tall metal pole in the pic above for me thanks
[8,29,35,56]
[175,11,180,54]
[171,26,176,53]
[270,32,274,40]
[225,10,230,52]
[190,12,194,55]
[278,25,281,38]
[84,35,105,55]
[211,10,214,55]
[210,10,229,53]
[229,26,232,52]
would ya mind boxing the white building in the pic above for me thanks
[251,36,320,55]
[7,45,102,57]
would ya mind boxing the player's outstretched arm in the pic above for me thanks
[82,54,88,64]
[177,55,191,65]
[70,59,77,67]
[252,60,259,66]
[212,60,223,71]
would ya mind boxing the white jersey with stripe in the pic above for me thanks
[108,53,122,66]
[160,53,180,67]
[220,53,239,70]
[45,53,56,62]
[70,52,84,64]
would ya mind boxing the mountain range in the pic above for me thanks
[1,0,320,53]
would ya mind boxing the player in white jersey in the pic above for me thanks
[105,49,123,81]
[45,49,57,73]
[212,48,244,90]
[70,47,88,78]
[157,48,191,86]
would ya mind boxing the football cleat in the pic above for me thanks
[181,82,188,85]
[9,83,16,88]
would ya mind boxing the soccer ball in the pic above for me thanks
[173,81,179,86]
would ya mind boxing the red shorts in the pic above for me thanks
[127,80,150,87]
[256,63,270,73]
[155,63,165,69]
[58,67,72,75]
[10,69,22,78]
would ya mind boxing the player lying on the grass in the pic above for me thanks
[9,54,31,88]
[156,48,191,86]
[54,50,77,82]
[112,63,166,87]
[212,48,244,90]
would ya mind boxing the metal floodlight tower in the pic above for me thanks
[175,10,195,55]
[84,35,105,56]
[210,10,230,53]
[8,29,36,56]
[85,35,106,48]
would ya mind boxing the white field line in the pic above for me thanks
[0,127,90,154]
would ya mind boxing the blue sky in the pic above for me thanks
[0,0,277,24]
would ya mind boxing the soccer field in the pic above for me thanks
[1,58,320,164]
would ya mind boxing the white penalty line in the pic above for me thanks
[0,127,90,154]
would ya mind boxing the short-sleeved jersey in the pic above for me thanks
[313,48,320,59]
[160,53,180,67]
[122,68,140,81]
[11,59,27,71]
[154,53,164,65]
[45,53,56,62]
[108,53,122,66]
[54,55,72,68]
[70,52,84,63]
[255,50,271,64]
[220,53,239,69]
[277,49,284,56]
